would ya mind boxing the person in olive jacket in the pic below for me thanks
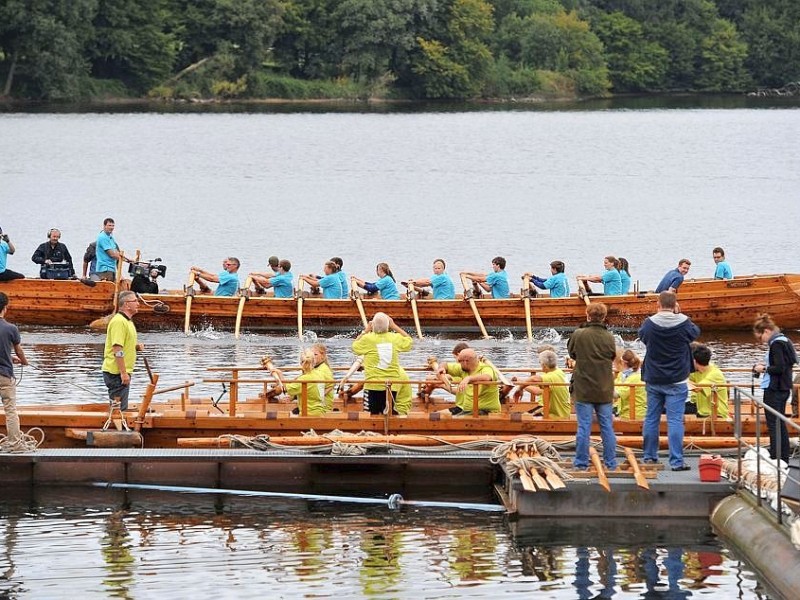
[567,302,618,471]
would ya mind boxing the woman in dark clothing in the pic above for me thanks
[753,314,798,463]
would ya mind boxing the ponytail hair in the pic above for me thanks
[621,349,641,370]
[753,313,778,335]
[300,348,315,374]
[377,262,395,282]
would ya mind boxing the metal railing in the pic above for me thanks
[732,386,800,525]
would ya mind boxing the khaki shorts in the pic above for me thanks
[97,271,116,282]
[0,374,21,441]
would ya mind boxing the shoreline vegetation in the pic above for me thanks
[1,1,798,104]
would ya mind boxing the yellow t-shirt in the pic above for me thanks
[446,362,500,413]
[102,312,137,374]
[315,362,335,411]
[541,368,570,418]
[694,364,729,419]
[352,331,413,391]
[285,366,329,416]
[614,370,647,419]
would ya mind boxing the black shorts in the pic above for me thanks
[364,389,398,415]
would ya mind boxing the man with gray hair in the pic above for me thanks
[102,291,144,424]
[352,312,413,414]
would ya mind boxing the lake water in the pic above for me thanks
[0,488,772,599]
[0,100,797,597]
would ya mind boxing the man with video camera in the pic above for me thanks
[130,261,166,294]
[31,228,75,279]
[0,227,24,282]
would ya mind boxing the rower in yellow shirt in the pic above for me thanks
[688,344,729,419]
[439,348,500,415]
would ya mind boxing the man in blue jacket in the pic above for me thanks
[639,291,700,470]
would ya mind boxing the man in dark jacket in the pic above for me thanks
[639,291,701,470]
[567,302,618,471]
[31,228,75,278]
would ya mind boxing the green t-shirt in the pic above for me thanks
[541,368,570,418]
[446,362,500,413]
[352,331,413,391]
[102,312,137,374]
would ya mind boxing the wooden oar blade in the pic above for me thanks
[589,446,611,492]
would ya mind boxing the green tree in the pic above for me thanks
[591,11,668,91]
[89,0,176,92]
[696,19,749,91]
[740,3,800,87]
[0,0,97,99]
[412,0,494,98]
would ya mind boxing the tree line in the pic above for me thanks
[1,0,798,102]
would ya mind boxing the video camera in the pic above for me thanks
[129,258,167,279]
[0,226,8,243]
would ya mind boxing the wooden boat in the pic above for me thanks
[4,273,800,332]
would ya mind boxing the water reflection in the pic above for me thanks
[0,489,769,598]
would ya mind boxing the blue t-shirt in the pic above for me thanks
[655,268,684,293]
[376,275,400,300]
[486,270,509,299]
[95,232,119,273]
[215,270,240,296]
[714,261,732,280]
[430,273,456,299]
[338,271,349,298]
[0,241,9,273]
[601,269,622,295]
[619,270,631,294]
[0,318,22,378]
[270,272,294,298]
[542,272,569,298]
[318,273,343,299]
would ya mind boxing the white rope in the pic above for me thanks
[0,428,45,453]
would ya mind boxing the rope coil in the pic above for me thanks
[0,428,45,454]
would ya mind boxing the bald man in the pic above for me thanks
[438,348,500,415]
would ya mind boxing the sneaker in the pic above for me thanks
[642,459,660,465]
[671,465,691,472]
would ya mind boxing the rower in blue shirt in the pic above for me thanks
[577,256,622,296]
[464,256,510,299]
[330,257,349,298]
[528,260,570,298]
[655,259,692,293]
[406,258,456,299]
[192,257,241,297]
[353,262,400,300]
[300,261,343,299]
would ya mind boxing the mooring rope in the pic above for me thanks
[0,428,45,454]
[135,293,170,313]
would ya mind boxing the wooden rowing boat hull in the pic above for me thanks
[8,401,788,449]
[4,274,800,331]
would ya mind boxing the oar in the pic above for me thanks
[351,277,368,329]
[459,273,489,339]
[507,447,537,492]
[588,446,611,492]
[624,447,650,490]
[481,356,512,386]
[183,270,196,335]
[296,286,304,340]
[530,443,566,490]
[521,444,550,490]
[112,251,125,313]
[577,277,590,306]
[522,274,533,342]
[134,356,159,433]
[234,276,253,339]
[407,281,423,339]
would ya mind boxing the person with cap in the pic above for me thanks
[251,259,294,298]
[250,256,281,294]
[0,227,24,282]
[32,228,75,279]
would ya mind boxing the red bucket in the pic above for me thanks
[699,454,723,482]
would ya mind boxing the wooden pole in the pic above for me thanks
[112,252,125,313]
[351,277,368,328]
[589,446,611,492]
[624,447,649,490]
[184,270,196,335]
[459,273,489,339]
[522,274,533,342]
[577,277,590,306]
[407,282,423,339]
[234,276,253,339]
[296,287,304,340]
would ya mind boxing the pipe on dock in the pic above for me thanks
[710,494,800,600]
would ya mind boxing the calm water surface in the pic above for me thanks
[0,488,771,599]
[0,104,796,598]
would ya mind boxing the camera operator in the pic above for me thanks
[131,267,161,294]
[32,228,75,279]
[0,227,24,281]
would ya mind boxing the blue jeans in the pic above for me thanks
[574,401,617,469]
[643,382,688,468]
